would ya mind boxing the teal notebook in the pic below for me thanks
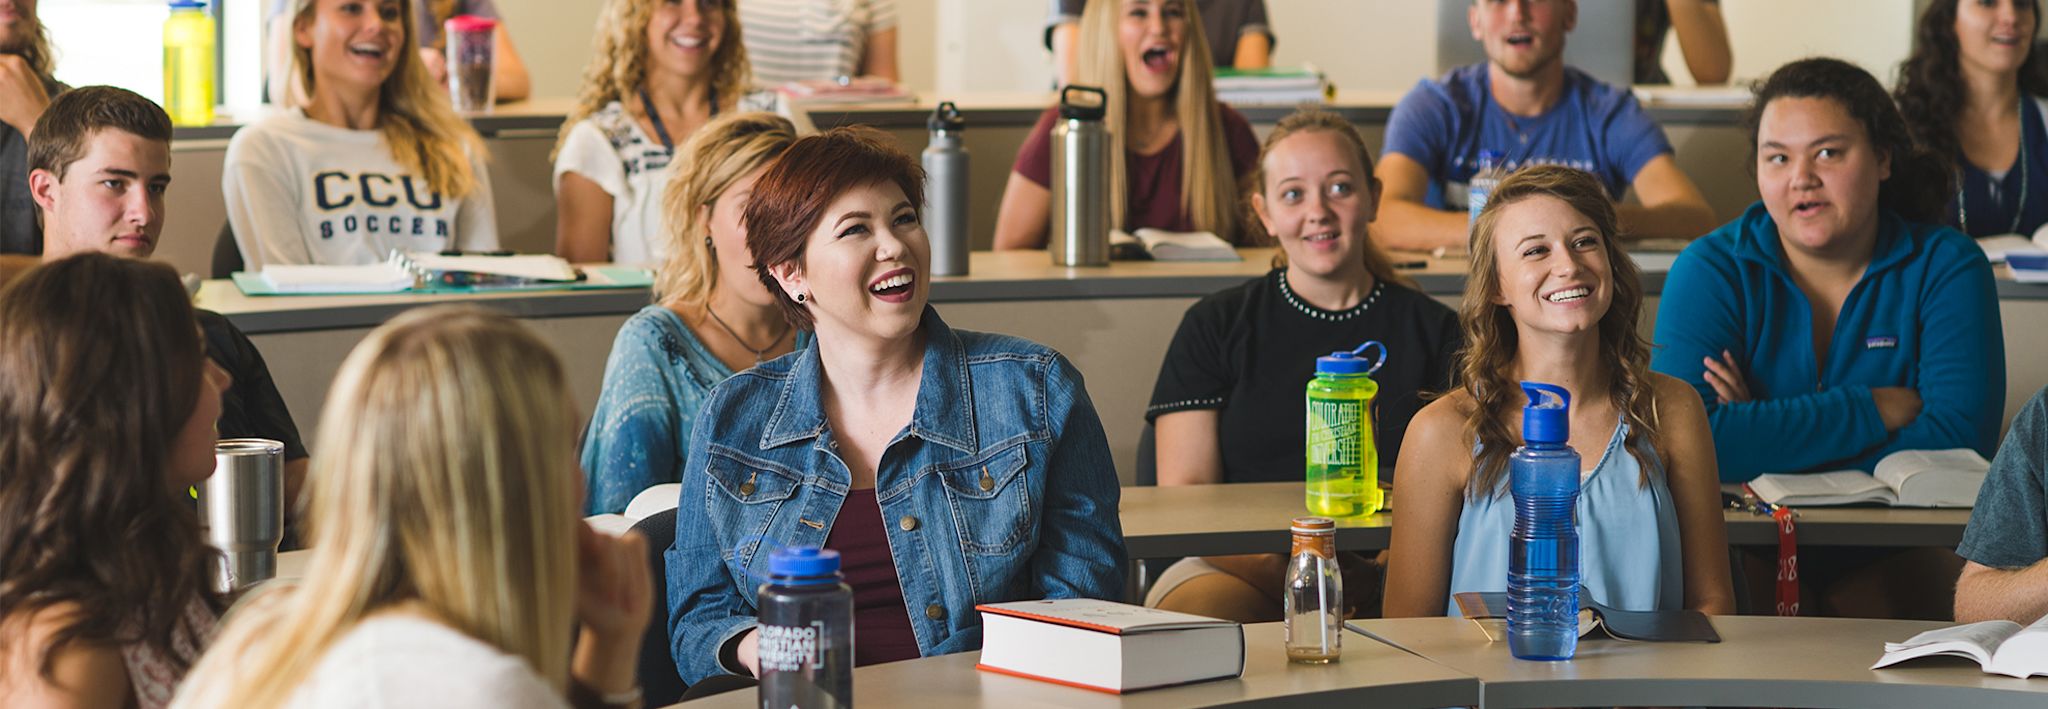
[231,266,654,296]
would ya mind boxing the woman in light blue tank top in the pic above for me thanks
[1382,165,1734,617]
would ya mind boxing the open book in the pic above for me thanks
[1872,616,2048,678]
[1109,229,1240,262]
[1746,448,1990,507]
[1451,591,1720,643]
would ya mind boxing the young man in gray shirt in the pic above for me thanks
[1957,385,2048,624]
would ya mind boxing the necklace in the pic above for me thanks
[638,86,719,153]
[1277,270,1381,322]
[1958,96,2029,236]
[705,304,786,362]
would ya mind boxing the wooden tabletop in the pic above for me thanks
[664,621,1478,709]
[1119,481,1971,558]
[1353,615,2048,709]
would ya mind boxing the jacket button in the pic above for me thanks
[738,481,755,496]
[978,468,994,492]
[899,515,918,531]
[926,604,946,620]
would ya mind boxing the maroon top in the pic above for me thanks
[825,488,920,666]
[1012,102,1262,241]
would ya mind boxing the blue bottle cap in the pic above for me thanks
[1519,381,1571,445]
[1316,340,1386,375]
[170,0,206,7]
[767,546,840,580]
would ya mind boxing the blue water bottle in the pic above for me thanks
[756,546,854,708]
[1507,382,1580,661]
[1467,149,1504,225]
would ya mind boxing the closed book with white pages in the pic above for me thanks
[975,598,1244,693]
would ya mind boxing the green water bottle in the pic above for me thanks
[1305,341,1385,517]
[163,0,215,127]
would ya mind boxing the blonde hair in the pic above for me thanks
[1459,165,1660,497]
[1076,0,1241,239]
[655,111,796,305]
[1253,109,1414,290]
[282,0,482,198]
[556,0,751,161]
[171,307,581,707]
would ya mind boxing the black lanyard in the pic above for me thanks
[639,87,719,153]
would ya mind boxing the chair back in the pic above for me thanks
[630,508,687,705]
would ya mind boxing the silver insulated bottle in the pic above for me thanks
[923,101,970,276]
[1050,85,1110,266]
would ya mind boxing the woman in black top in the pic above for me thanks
[1146,109,1462,621]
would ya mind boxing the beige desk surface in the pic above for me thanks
[666,621,1478,709]
[1353,615,2048,709]
[1119,481,1970,559]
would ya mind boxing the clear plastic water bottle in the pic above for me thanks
[923,101,969,276]
[1305,341,1385,517]
[1283,516,1342,664]
[1507,381,1581,661]
[756,546,853,708]
[1467,149,1504,225]
[162,0,215,127]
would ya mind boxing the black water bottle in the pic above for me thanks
[756,546,853,708]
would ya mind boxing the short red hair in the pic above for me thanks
[744,126,926,329]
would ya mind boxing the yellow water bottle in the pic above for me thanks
[163,0,215,127]
[1305,341,1385,517]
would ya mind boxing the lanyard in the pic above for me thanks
[638,87,720,153]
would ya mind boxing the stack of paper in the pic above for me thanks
[775,77,910,104]
[258,262,416,294]
[1214,66,1330,106]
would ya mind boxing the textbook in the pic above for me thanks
[1214,65,1331,105]
[1452,592,1720,643]
[1109,228,1241,261]
[1745,448,1990,508]
[1872,615,2048,678]
[975,599,1244,693]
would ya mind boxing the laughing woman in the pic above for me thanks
[993,0,1259,249]
[228,0,497,268]
[554,0,753,264]
[666,127,1125,688]
[1384,165,1734,618]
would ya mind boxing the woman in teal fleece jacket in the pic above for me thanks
[1652,57,2006,484]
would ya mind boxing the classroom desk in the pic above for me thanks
[197,248,2048,489]
[663,621,1481,709]
[1353,615,2048,709]
[1119,481,1972,558]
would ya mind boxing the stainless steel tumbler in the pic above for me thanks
[1050,85,1110,267]
[198,438,285,591]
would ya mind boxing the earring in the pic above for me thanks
[704,235,712,247]
[794,292,808,304]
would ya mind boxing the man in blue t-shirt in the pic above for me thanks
[1377,0,1715,251]
[1956,385,2048,625]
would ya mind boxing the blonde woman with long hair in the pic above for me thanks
[554,0,754,264]
[171,306,652,709]
[1383,165,1732,618]
[1143,110,1461,622]
[226,0,497,269]
[579,112,805,515]
[993,0,1259,249]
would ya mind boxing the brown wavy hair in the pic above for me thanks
[1895,0,2048,175]
[554,0,751,161]
[745,126,925,330]
[1459,165,1660,497]
[1251,109,1414,290]
[0,253,220,680]
[1748,57,1952,224]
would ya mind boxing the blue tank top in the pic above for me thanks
[1446,419,1684,614]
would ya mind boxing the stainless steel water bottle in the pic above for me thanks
[197,438,285,591]
[1050,85,1110,267]
[924,101,970,276]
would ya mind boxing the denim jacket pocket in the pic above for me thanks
[935,443,1034,555]
[703,449,803,563]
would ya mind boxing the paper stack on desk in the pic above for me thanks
[257,262,415,294]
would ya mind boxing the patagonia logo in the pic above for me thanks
[1864,336,1898,350]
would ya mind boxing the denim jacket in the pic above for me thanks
[580,305,812,514]
[665,307,1126,684]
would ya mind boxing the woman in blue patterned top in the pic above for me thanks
[580,112,808,515]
